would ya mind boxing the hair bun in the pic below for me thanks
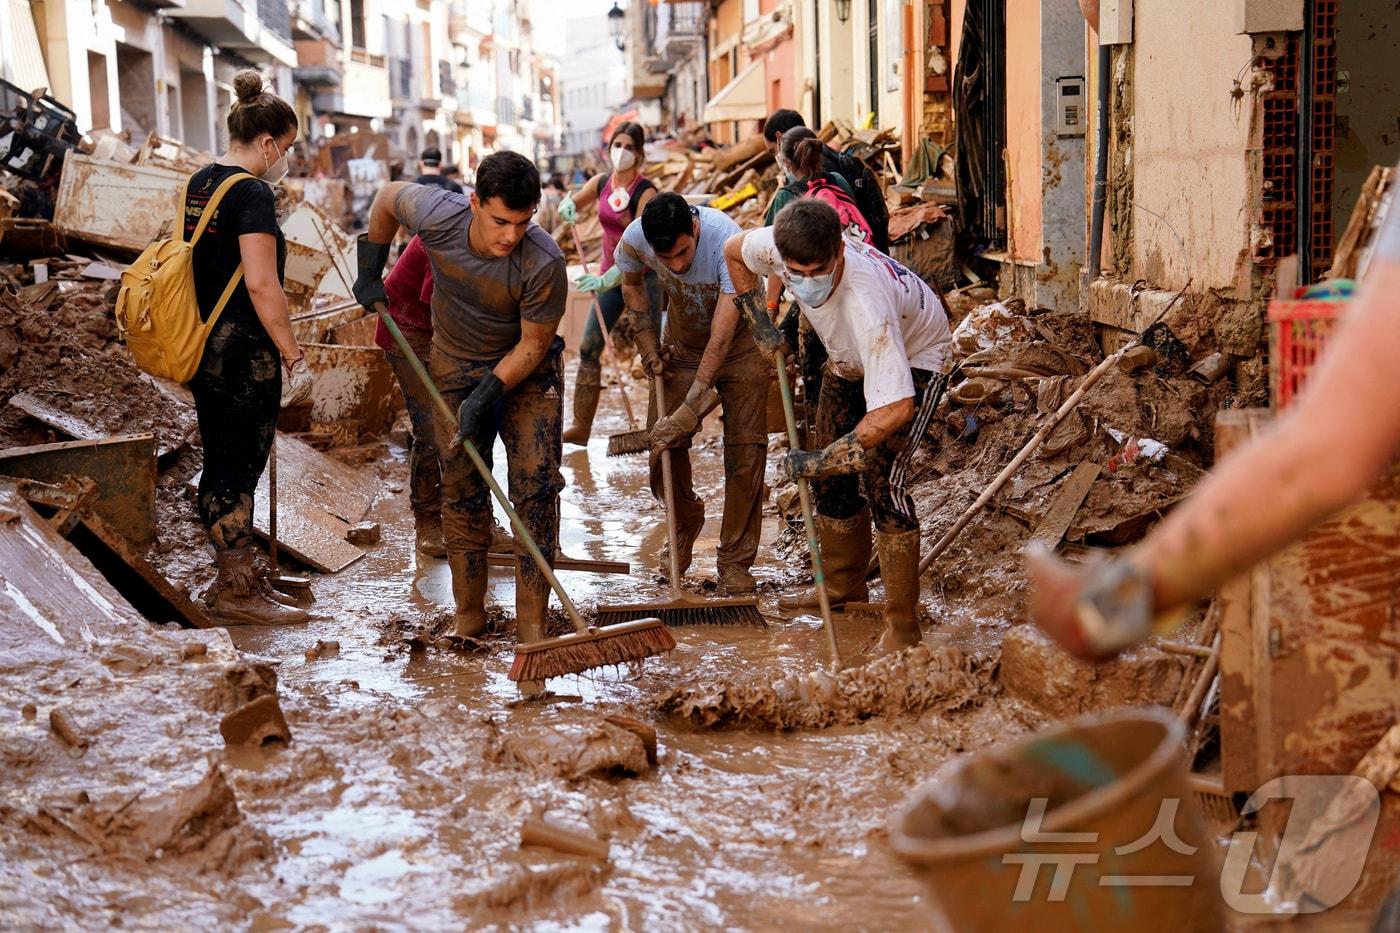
[233,70,265,104]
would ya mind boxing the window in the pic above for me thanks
[349,0,366,48]
[743,0,758,23]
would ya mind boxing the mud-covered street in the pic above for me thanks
[0,385,1043,929]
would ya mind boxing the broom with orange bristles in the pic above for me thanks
[373,304,675,682]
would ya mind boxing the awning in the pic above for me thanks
[3,0,51,92]
[702,58,766,124]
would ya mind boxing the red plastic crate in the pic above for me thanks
[1268,299,1345,409]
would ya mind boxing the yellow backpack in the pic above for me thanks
[115,171,253,383]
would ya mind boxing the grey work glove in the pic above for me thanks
[781,431,867,481]
[280,354,314,407]
[649,381,718,453]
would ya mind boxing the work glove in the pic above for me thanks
[454,372,505,446]
[735,288,785,364]
[634,328,666,376]
[353,235,391,311]
[781,431,867,482]
[1026,547,1173,662]
[558,193,577,224]
[574,266,622,294]
[649,382,718,453]
[280,353,314,408]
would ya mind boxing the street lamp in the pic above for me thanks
[835,0,851,22]
[608,2,625,51]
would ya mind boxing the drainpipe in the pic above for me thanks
[902,0,916,166]
[1087,41,1110,279]
[812,0,822,126]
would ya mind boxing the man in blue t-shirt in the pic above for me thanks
[614,193,768,595]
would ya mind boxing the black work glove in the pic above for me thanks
[455,372,505,445]
[735,288,784,363]
[353,234,392,310]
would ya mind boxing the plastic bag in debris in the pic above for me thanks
[950,301,1038,355]
[1104,427,1169,471]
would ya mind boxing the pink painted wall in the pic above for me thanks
[1005,0,1043,261]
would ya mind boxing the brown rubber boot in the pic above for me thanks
[515,570,548,697]
[205,547,309,625]
[778,509,872,610]
[448,552,488,638]
[875,528,923,651]
[415,512,448,558]
[562,361,603,446]
[717,564,756,595]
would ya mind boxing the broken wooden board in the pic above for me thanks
[0,434,156,549]
[1029,462,1101,548]
[487,551,630,575]
[192,434,377,573]
[52,153,185,255]
[7,391,190,462]
[302,343,401,437]
[8,475,213,628]
[0,484,142,654]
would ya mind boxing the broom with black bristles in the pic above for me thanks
[596,376,765,627]
[567,226,649,457]
[372,304,675,682]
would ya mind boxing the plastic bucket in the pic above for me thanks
[890,707,1223,932]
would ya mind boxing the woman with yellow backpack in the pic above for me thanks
[184,70,311,625]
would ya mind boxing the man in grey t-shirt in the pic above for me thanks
[353,151,567,666]
[613,194,768,594]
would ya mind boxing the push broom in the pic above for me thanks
[372,303,674,682]
[595,376,764,627]
[567,226,648,457]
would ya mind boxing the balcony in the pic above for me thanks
[454,86,495,127]
[294,37,342,86]
[312,55,391,118]
[291,0,337,40]
[167,0,298,66]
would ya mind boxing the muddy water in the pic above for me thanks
[77,389,1038,928]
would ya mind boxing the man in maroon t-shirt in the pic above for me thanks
[373,236,445,556]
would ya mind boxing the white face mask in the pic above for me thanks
[262,139,289,185]
[786,269,836,308]
[610,145,637,172]
[776,153,796,183]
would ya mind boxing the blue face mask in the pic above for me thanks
[786,269,835,307]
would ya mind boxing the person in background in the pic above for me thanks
[372,236,446,559]
[414,147,464,194]
[761,109,890,253]
[618,194,769,595]
[353,152,567,689]
[1028,174,1400,661]
[766,128,870,241]
[536,176,566,235]
[556,122,661,445]
[188,69,314,626]
[726,199,954,651]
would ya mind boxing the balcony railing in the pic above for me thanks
[257,0,292,42]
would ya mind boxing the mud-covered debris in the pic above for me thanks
[520,817,610,861]
[346,521,381,545]
[219,694,292,747]
[494,719,650,779]
[659,644,996,730]
[460,860,609,911]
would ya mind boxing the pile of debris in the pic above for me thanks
[560,121,954,287]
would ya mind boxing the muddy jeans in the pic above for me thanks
[647,347,769,574]
[384,326,442,522]
[430,337,565,600]
[189,321,281,551]
[811,366,948,533]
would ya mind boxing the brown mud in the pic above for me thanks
[0,293,1224,927]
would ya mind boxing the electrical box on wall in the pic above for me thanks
[1055,78,1087,136]
[1235,0,1304,34]
[1099,0,1133,44]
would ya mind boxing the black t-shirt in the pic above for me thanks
[414,173,464,194]
[183,163,285,341]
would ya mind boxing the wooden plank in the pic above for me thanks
[71,514,216,629]
[0,485,143,657]
[1028,462,1100,548]
[0,435,156,550]
[8,392,187,461]
[487,552,630,575]
[52,153,185,255]
[189,433,376,574]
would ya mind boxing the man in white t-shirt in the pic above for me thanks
[724,199,953,651]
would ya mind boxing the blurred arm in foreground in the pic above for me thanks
[1030,182,1400,659]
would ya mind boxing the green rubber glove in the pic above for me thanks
[574,266,622,293]
[559,193,577,224]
